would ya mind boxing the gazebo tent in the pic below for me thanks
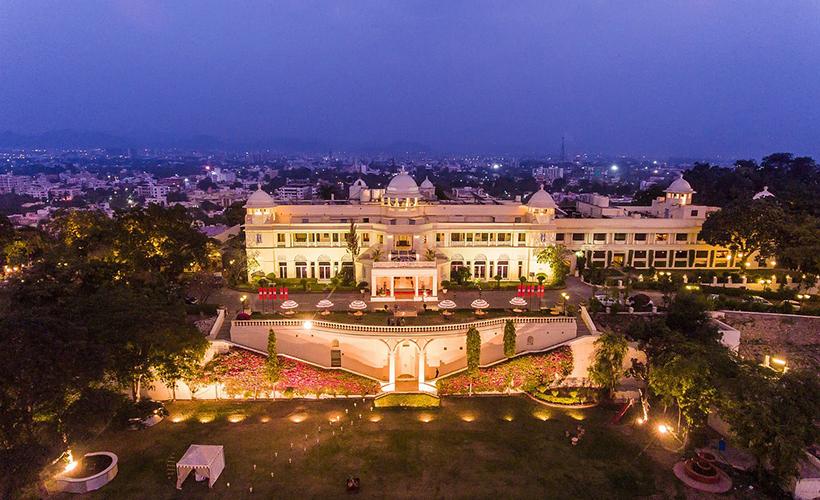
[176,444,225,490]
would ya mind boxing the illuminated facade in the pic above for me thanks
[245,171,741,302]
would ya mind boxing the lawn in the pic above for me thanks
[57,396,678,499]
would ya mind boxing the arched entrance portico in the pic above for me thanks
[383,339,436,394]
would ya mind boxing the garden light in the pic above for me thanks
[657,424,669,434]
[64,450,78,473]
[303,320,313,330]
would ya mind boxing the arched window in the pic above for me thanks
[526,336,534,346]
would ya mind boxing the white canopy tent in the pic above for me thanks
[176,444,225,490]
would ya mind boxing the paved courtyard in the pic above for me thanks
[210,277,594,316]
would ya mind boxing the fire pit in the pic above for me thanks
[672,453,732,494]
[52,452,118,494]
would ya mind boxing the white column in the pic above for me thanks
[388,349,396,386]
[417,348,426,389]
[431,270,438,298]
[389,276,395,298]
[414,276,419,298]
[371,272,378,298]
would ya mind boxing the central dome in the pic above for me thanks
[527,185,557,209]
[245,185,274,208]
[385,168,420,198]
[665,176,695,194]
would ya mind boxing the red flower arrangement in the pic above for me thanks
[197,349,380,397]
[436,346,573,395]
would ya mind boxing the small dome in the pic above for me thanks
[385,168,420,198]
[665,175,695,194]
[245,185,274,208]
[527,185,557,209]
[753,186,775,200]
[420,176,435,189]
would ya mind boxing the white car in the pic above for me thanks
[746,295,772,306]
[594,294,618,307]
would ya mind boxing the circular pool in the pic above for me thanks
[53,452,118,494]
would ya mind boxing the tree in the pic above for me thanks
[665,291,719,343]
[88,284,208,401]
[466,326,481,375]
[494,274,503,289]
[631,184,665,206]
[452,266,471,285]
[720,366,820,484]
[185,271,223,304]
[266,329,280,384]
[535,244,570,285]
[503,320,516,358]
[648,344,718,441]
[345,221,359,263]
[700,200,786,267]
[587,330,628,397]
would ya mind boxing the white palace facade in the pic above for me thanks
[244,170,741,303]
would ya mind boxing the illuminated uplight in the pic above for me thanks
[635,417,645,425]
[568,411,586,421]
[368,415,382,423]
[228,414,246,423]
[532,409,550,421]
[460,413,475,422]
[259,416,271,423]
[657,424,669,434]
[418,413,434,423]
[303,320,313,330]
[64,450,78,473]
[771,357,787,366]
[198,415,215,424]
[171,415,186,423]
[289,413,308,423]
[502,414,514,422]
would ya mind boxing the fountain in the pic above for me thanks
[672,450,732,493]
[52,451,118,494]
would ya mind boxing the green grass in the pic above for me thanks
[59,397,676,499]
[374,392,440,408]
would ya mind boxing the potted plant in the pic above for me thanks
[441,280,450,294]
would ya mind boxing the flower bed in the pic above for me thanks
[196,349,380,398]
[436,347,572,395]
[530,386,599,406]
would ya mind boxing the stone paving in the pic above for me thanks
[210,277,594,315]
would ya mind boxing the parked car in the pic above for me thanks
[594,294,618,307]
[627,293,654,311]
[780,299,801,311]
[746,295,772,306]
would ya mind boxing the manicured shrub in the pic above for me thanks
[466,326,481,374]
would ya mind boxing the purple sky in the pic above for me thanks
[1,1,819,157]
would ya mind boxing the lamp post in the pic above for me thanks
[561,292,570,315]
[240,294,248,312]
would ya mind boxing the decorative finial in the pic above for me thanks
[540,183,545,190]
[257,182,262,190]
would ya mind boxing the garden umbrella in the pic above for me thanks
[349,300,368,311]
[509,296,527,308]
[316,299,334,315]
[280,300,299,311]
[470,299,489,310]
[437,299,456,310]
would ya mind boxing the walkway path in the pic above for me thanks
[209,277,594,315]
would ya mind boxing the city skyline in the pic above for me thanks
[2,1,819,158]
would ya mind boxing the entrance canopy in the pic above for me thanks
[176,444,225,490]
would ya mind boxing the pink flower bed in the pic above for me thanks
[198,349,380,397]
[436,346,573,395]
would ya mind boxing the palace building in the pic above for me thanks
[244,169,741,303]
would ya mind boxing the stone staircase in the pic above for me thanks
[575,315,593,337]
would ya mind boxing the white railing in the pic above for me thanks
[233,315,575,335]
[578,305,598,335]
[373,260,436,269]
[207,307,226,339]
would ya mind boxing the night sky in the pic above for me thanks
[1,1,819,157]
